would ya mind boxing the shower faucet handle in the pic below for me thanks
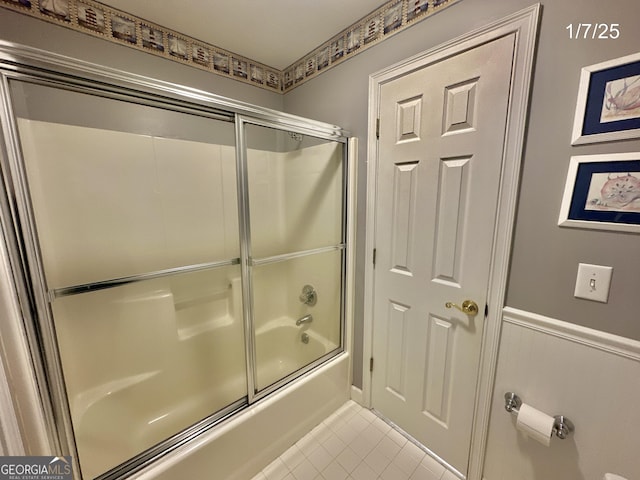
[299,285,317,306]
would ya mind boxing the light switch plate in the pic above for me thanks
[574,263,613,303]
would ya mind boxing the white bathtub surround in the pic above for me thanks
[482,307,640,480]
[252,401,460,480]
[127,353,349,480]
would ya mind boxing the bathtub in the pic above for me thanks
[255,318,340,390]
[128,352,351,480]
[69,308,347,480]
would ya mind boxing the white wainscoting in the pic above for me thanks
[482,307,640,480]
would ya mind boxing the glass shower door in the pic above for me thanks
[8,80,246,479]
[243,122,346,393]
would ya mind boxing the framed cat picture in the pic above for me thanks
[559,152,640,233]
[572,52,640,145]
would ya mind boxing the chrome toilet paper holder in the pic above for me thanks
[504,392,575,440]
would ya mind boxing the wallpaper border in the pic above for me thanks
[0,0,461,93]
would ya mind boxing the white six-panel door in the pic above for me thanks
[371,34,515,476]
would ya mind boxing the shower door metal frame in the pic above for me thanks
[235,114,350,403]
[0,40,350,480]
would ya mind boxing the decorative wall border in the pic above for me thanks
[0,0,461,93]
[0,0,282,92]
[283,0,461,91]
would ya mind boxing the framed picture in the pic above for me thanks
[572,52,640,145]
[558,152,640,233]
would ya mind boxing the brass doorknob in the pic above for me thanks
[445,300,479,316]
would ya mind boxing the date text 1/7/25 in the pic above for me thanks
[566,23,620,39]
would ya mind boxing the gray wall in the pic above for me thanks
[2,2,639,392]
[283,0,640,387]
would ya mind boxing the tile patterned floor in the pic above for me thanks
[250,400,459,480]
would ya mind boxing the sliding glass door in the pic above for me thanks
[8,80,245,479]
[0,49,349,480]
[242,123,346,394]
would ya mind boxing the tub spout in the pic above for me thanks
[296,314,313,326]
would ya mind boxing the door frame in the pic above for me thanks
[362,5,540,479]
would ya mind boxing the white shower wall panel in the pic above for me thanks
[152,137,239,264]
[247,141,344,336]
[246,147,286,258]
[18,119,239,289]
[246,141,343,258]
[281,142,343,253]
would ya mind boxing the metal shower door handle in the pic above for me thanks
[445,299,479,316]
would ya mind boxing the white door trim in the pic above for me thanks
[363,5,540,479]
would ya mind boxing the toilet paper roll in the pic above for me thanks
[516,403,555,446]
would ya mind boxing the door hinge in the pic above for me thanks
[372,248,377,267]
[369,357,374,372]
[376,118,380,139]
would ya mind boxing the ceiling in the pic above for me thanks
[99,0,387,70]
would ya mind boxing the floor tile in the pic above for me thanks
[334,423,359,445]
[386,427,408,448]
[410,463,443,480]
[380,461,411,480]
[393,442,425,475]
[281,444,306,471]
[263,458,290,480]
[371,416,392,434]
[360,423,385,445]
[291,459,319,480]
[419,454,446,478]
[297,434,321,457]
[256,401,460,480]
[321,460,349,480]
[363,448,391,475]
[346,412,370,433]
[321,433,347,457]
[349,435,377,459]
[350,461,377,480]
[307,445,333,472]
[374,435,402,459]
[335,447,361,473]
[441,470,460,480]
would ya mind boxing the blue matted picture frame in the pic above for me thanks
[572,52,640,145]
[559,152,640,233]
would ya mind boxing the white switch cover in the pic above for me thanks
[574,263,613,303]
